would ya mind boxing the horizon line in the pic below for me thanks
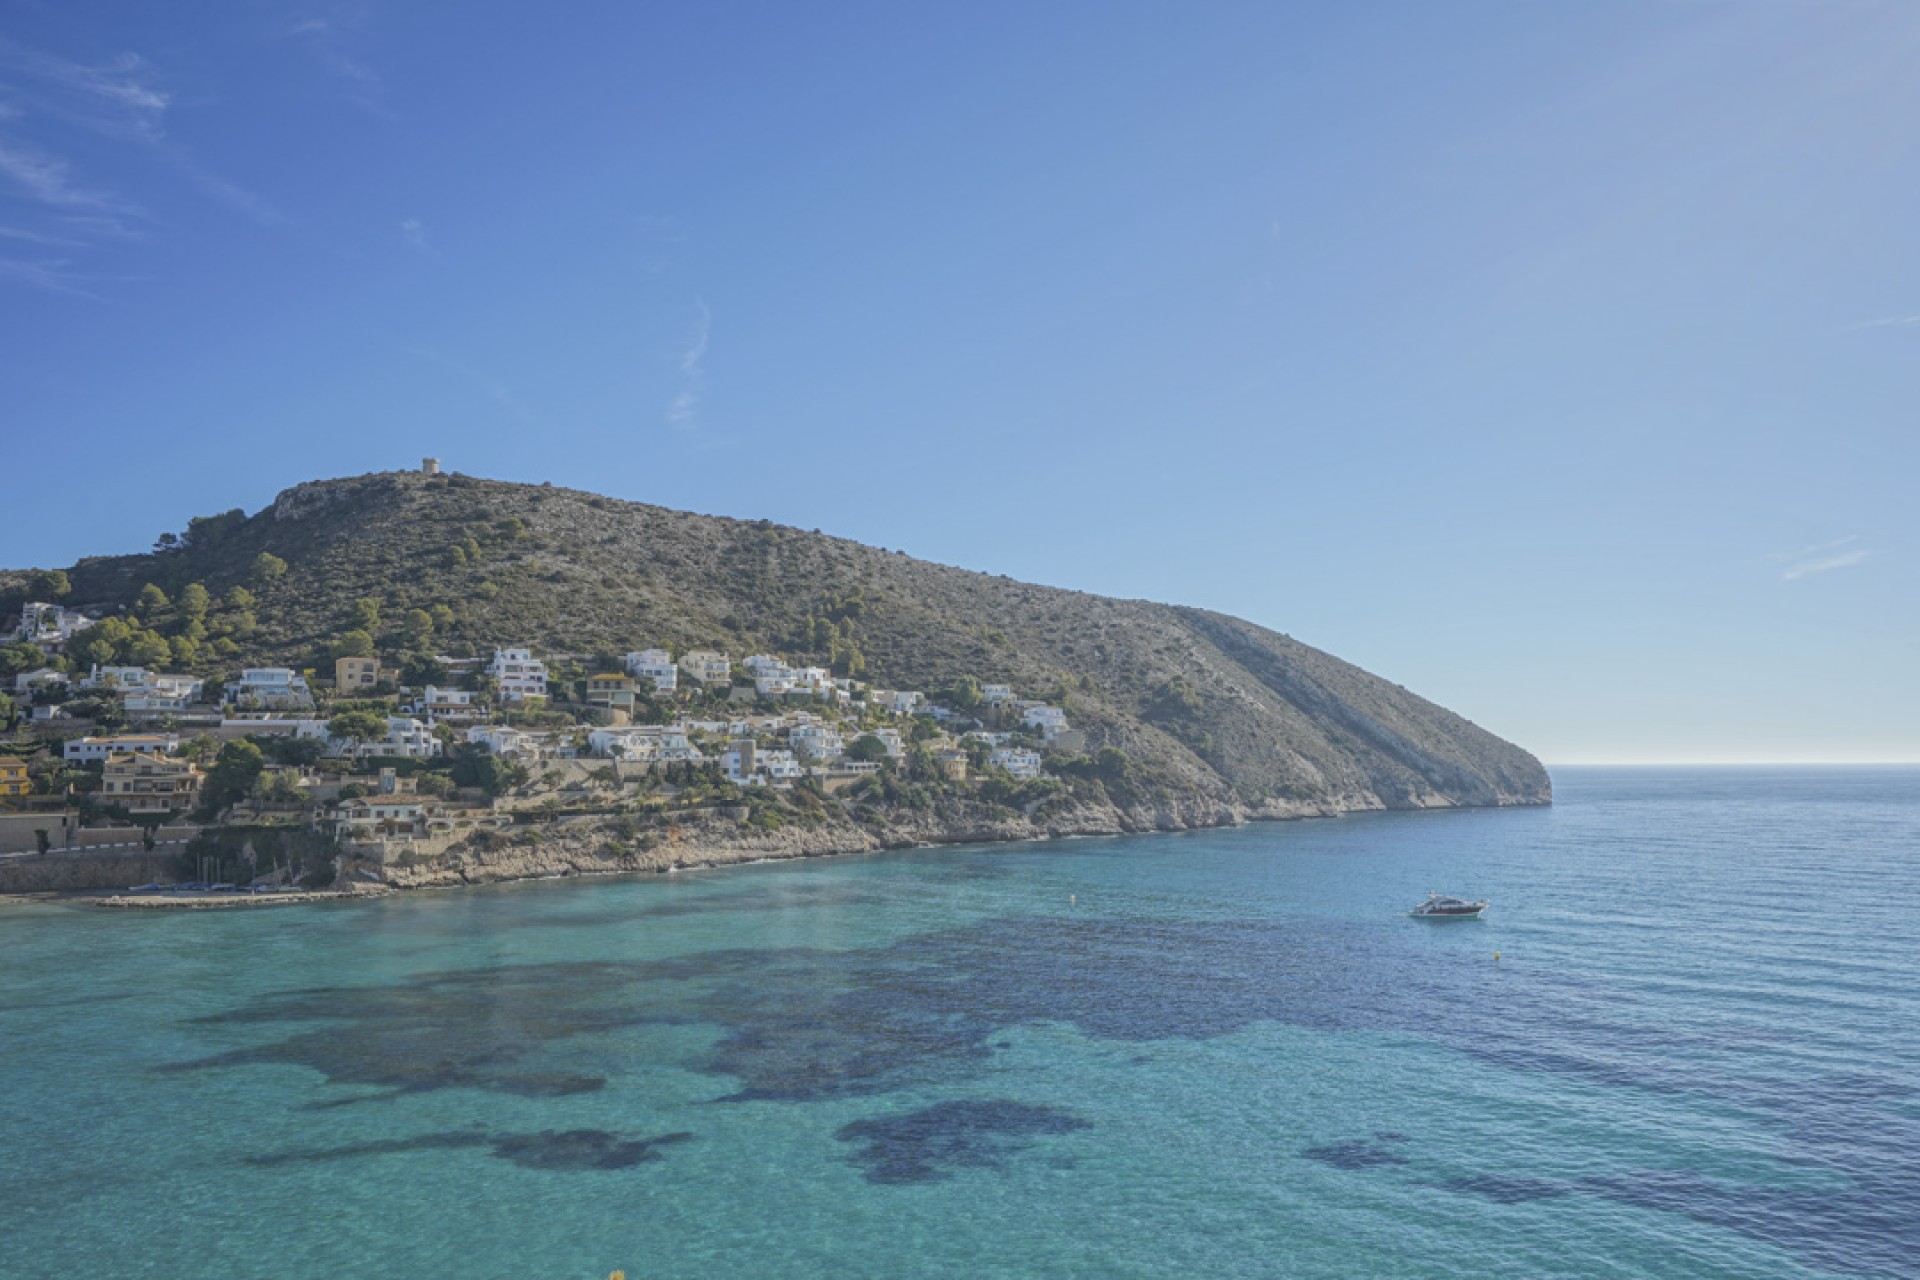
[1543,759,1920,768]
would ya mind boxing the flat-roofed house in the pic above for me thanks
[65,734,179,764]
[226,668,314,711]
[623,649,679,693]
[102,752,203,813]
[417,685,488,726]
[488,648,548,704]
[587,672,639,716]
[677,651,731,685]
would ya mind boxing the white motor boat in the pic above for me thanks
[1410,891,1488,919]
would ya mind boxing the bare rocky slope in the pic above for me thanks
[11,470,1550,822]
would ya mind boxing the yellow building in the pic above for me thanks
[102,753,203,814]
[335,656,384,692]
[0,757,29,802]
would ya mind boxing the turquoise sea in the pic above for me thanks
[3,766,1917,1279]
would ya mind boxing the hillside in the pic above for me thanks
[4,469,1549,818]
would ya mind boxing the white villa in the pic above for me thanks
[624,649,679,692]
[870,689,926,716]
[81,665,203,714]
[719,744,750,782]
[64,733,180,764]
[488,648,549,703]
[800,668,849,700]
[226,668,314,710]
[751,660,797,695]
[759,749,805,781]
[588,725,703,764]
[466,724,545,760]
[415,685,489,725]
[750,661,844,701]
[18,602,94,648]
[980,684,1015,704]
[990,747,1045,780]
[125,685,202,716]
[748,667,794,694]
[720,743,806,786]
[864,727,907,759]
[1022,705,1070,738]
[13,667,69,694]
[788,723,845,761]
[297,716,440,760]
[80,665,149,690]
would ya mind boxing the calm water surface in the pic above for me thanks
[3,767,1916,1279]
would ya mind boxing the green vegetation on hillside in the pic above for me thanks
[1,470,1549,813]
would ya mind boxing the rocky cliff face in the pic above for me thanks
[368,789,1426,891]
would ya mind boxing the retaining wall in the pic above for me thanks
[0,850,181,893]
[0,812,200,854]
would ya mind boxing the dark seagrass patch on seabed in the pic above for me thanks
[834,1100,1092,1184]
[247,1128,695,1172]
[1447,1169,1920,1279]
[161,910,1788,1131]
[491,1129,695,1170]
[1301,1139,1409,1170]
[160,911,1602,1119]
[1439,1173,1569,1204]
[1441,1101,1920,1280]
[164,960,648,1101]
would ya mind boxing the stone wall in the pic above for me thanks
[0,813,200,854]
[0,850,180,893]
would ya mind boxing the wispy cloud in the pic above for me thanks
[1781,536,1873,581]
[680,300,711,376]
[666,299,711,430]
[0,224,85,247]
[1849,314,1920,330]
[400,217,433,252]
[0,137,125,211]
[288,14,389,115]
[0,255,101,298]
[667,390,700,428]
[0,40,169,141]
[0,35,276,291]
[1784,549,1870,581]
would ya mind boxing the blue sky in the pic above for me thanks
[3,2,1916,763]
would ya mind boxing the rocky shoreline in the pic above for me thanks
[0,790,1548,911]
[92,887,381,909]
[365,788,1539,892]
